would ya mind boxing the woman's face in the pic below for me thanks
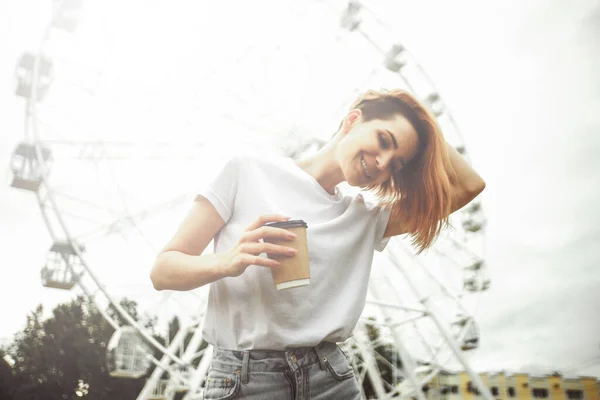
[335,111,421,187]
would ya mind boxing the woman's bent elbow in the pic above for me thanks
[150,256,166,291]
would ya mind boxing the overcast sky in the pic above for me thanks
[1,0,599,380]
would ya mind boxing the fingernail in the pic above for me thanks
[288,248,297,253]
[288,233,297,238]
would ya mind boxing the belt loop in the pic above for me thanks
[314,342,327,371]
[241,351,250,384]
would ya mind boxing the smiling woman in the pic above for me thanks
[325,88,485,253]
[151,86,486,398]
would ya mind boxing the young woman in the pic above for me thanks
[150,89,485,399]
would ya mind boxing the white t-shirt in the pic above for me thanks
[198,154,391,350]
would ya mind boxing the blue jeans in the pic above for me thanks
[202,341,363,399]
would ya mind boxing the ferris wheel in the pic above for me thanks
[9,0,492,399]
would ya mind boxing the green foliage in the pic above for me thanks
[0,296,150,399]
[0,347,16,400]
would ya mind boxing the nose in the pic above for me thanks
[375,151,394,171]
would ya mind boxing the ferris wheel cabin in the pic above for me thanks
[15,52,53,102]
[41,241,84,290]
[106,326,153,379]
[10,142,52,192]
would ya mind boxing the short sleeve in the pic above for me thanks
[196,156,239,223]
[374,206,392,252]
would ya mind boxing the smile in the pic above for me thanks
[361,156,372,180]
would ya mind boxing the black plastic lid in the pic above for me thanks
[265,219,308,229]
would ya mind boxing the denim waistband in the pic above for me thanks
[210,341,338,374]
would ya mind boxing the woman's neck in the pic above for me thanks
[295,141,345,195]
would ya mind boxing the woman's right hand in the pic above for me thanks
[219,214,298,278]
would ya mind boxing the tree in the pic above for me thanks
[0,347,16,400]
[4,296,152,399]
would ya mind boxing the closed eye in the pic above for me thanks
[378,133,389,149]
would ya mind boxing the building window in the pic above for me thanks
[491,387,499,396]
[508,387,515,397]
[466,381,481,395]
[451,385,459,394]
[566,390,584,400]
[532,388,549,398]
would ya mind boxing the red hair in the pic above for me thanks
[347,89,457,253]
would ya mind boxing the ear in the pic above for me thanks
[341,109,362,134]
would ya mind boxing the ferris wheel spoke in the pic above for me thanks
[377,287,456,393]
[102,157,160,253]
[367,283,429,399]
[377,269,449,370]
[380,313,430,329]
[352,324,390,399]
[74,193,189,243]
[433,246,485,277]
[430,246,468,269]
[53,207,108,227]
[365,299,427,314]
[60,212,131,242]
[52,189,116,213]
[146,353,181,379]
[391,240,475,312]
[430,242,490,295]
[37,139,212,160]
[424,334,454,367]
[186,347,208,364]
[447,229,486,256]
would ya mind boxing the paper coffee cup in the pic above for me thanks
[264,220,310,290]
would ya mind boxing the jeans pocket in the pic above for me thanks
[324,348,355,381]
[203,368,241,400]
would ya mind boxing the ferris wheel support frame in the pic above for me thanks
[392,242,479,359]
[34,180,121,329]
[368,280,428,400]
[388,242,493,400]
[13,1,491,398]
[394,241,484,366]
[24,8,189,369]
[378,259,452,394]
[141,311,209,400]
[180,318,212,400]
[354,322,390,399]
[136,321,192,400]
[183,345,213,400]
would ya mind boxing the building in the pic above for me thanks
[422,371,600,400]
